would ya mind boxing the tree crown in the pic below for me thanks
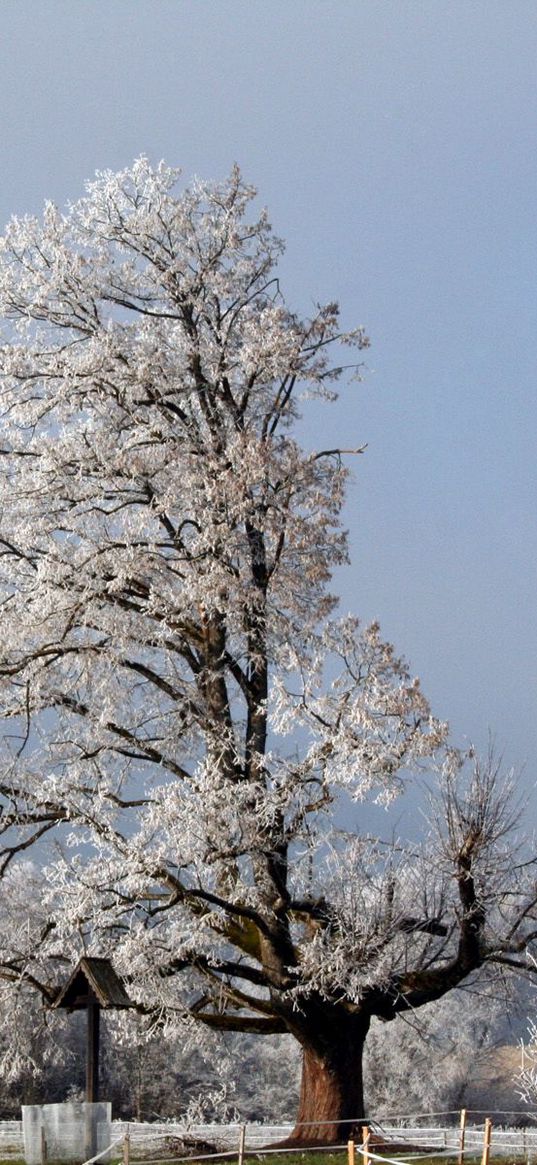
[0,162,534,1063]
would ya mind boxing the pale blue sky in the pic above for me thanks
[1,1,537,793]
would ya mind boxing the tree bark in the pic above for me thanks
[284,1012,371,1146]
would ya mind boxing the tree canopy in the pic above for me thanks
[0,160,535,1141]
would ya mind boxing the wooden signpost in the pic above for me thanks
[52,956,133,1103]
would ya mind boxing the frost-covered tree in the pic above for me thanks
[518,1028,537,1106]
[516,968,537,1107]
[0,160,536,1142]
[365,979,525,1119]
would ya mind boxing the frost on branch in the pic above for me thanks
[0,160,535,1139]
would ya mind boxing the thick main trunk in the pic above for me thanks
[286,1012,370,1146]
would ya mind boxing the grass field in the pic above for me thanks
[125,1156,523,1165]
[0,1153,530,1165]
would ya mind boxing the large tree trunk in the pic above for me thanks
[285,1011,371,1146]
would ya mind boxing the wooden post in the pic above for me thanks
[123,1129,131,1165]
[40,1128,47,1165]
[459,1108,467,1165]
[86,997,100,1104]
[481,1118,492,1165]
[362,1125,370,1165]
[238,1124,246,1165]
[348,1139,356,1165]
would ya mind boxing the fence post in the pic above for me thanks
[481,1118,492,1165]
[459,1109,467,1165]
[362,1124,370,1165]
[40,1128,47,1165]
[123,1128,131,1165]
[348,1139,355,1165]
[238,1124,246,1165]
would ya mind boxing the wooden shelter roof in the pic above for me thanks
[52,956,133,1011]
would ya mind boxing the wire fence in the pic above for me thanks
[115,1113,537,1165]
